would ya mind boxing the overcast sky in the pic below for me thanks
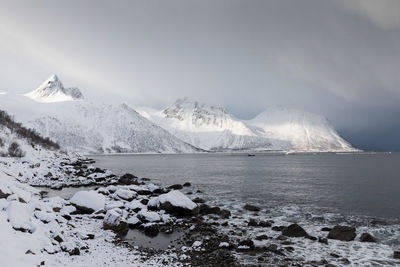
[1,0,399,151]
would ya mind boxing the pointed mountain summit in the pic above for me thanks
[24,75,84,103]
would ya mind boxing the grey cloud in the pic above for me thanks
[0,0,399,150]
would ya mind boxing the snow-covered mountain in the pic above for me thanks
[138,98,289,151]
[24,75,84,103]
[248,106,354,152]
[0,76,200,154]
[137,98,356,152]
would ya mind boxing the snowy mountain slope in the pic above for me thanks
[248,106,354,152]
[0,76,200,154]
[24,75,83,103]
[138,98,290,151]
[138,98,356,152]
[0,109,60,160]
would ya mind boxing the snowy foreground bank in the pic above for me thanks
[1,154,400,266]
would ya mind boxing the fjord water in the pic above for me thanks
[92,153,400,220]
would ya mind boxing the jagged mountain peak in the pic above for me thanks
[164,98,228,116]
[24,75,84,103]
[162,98,233,128]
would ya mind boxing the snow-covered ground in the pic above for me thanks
[0,170,188,267]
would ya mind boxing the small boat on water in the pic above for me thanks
[248,153,255,157]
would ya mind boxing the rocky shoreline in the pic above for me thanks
[1,155,400,266]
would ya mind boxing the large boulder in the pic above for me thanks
[327,225,356,241]
[70,190,105,214]
[282,224,308,238]
[118,173,138,185]
[103,209,128,235]
[7,201,33,232]
[148,190,198,216]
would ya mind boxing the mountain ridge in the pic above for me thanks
[0,77,201,154]
[137,98,356,152]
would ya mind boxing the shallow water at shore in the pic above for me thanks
[92,153,400,220]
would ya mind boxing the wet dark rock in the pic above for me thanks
[152,188,163,194]
[94,167,105,173]
[321,227,332,232]
[266,244,285,256]
[341,258,351,264]
[62,214,72,220]
[118,173,138,185]
[159,201,199,216]
[128,220,141,229]
[360,233,377,243]
[255,234,269,241]
[393,251,400,259]
[330,252,340,258]
[282,223,308,238]
[52,207,61,212]
[168,184,183,190]
[306,235,317,241]
[219,209,231,219]
[281,240,295,245]
[71,204,96,214]
[248,218,258,227]
[238,239,254,249]
[258,220,272,227]
[136,190,152,195]
[276,235,288,241]
[272,226,287,232]
[140,199,149,205]
[54,235,63,243]
[328,225,356,241]
[87,234,95,239]
[318,237,328,245]
[243,204,260,212]
[193,197,205,204]
[44,172,53,178]
[284,246,295,252]
[183,182,191,187]
[199,204,221,215]
[143,224,159,237]
[69,247,80,256]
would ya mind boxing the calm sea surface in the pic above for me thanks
[92,153,400,220]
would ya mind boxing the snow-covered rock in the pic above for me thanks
[103,209,128,234]
[148,190,198,215]
[138,98,356,152]
[7,201,33,232]
[70,191,105,213]
[115,188,136,201]
[137,210,161,222]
